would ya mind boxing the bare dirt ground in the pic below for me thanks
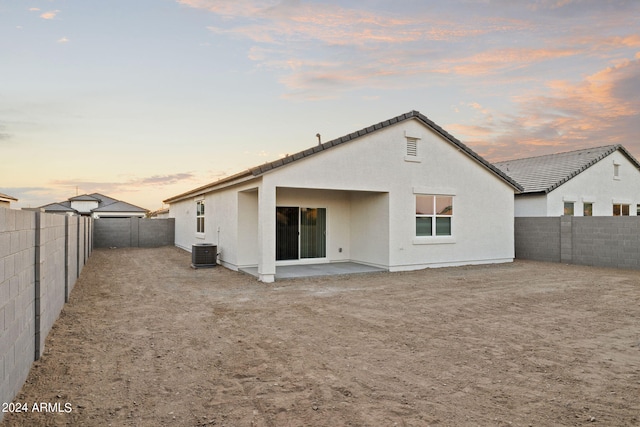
[2,247,640,426]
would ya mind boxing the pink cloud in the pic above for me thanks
[178,0,639,111]
[464,56,640,161]
[40,10,60,20]
[187,0,526,47]
[447,47,579,76]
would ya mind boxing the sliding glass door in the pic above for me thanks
[276,207,326,261]
[300,208,326,258]
[276,207,299,260]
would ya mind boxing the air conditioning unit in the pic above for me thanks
[191,244,217,268]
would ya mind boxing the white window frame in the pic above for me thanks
[563,201,574,216]
[613,161,621,180]
[613,202,630,216]
[196,199,205,236]
[413,194,455,245]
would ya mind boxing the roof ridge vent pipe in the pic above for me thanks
[316,133,321,145]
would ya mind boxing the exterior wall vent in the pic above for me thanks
[191,243,217,268]
[406,138,418,156]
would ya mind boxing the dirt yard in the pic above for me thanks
[2,247,640,426]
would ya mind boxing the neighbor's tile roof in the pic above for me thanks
[92,200,148,212]
[85,193,147,212]
[164,110,522,203]
[40,202,75,212]
[494,144,640,194]
[40,193,147,214]
[69,194,101,202]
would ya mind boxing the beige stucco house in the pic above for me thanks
[164,111,522,282]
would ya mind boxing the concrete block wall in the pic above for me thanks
[0,209,92,420]
[94,218,175,248]
[515,216,640,270]
[138,218,174,247]
[37,213,67,358]
[67,216,78,296]
[514,217,561,262]
[572,217,640,270]
[0,209,36,420]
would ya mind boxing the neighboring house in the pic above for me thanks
[40,193,148,218]
[164,111,522,282]
[148,207,170,219]
[494,145,640,217]
[0,192,18,209]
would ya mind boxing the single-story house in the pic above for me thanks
[164,111,522,282]
[0,192,18,209]
[40,193,148,218]
[494,145,640,217]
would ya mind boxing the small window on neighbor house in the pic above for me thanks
[583,203,593,216]
[563,202,574,216]
[613,203,629,216]
[416,195,453,237]
[196,200,205,233]
[637,204,640,216]
[614,163,620,179]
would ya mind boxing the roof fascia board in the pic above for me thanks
[514,190,546,197]
[616,145,640,171]
[163,172,258,204]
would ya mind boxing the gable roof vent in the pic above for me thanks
[406,138,418,156]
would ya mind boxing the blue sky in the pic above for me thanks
[2,0,639,210]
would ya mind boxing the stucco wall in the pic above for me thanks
[237,190,259,268]
[514,194,547,217]
[171,180,259,268]
[349,192,389,267]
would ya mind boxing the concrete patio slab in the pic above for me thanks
[240,262,387,280]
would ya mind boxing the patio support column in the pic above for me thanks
[257,183,276,282]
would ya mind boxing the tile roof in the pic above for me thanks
[494,144,640,194]
[69,194,100,202]
[164,110,522,203]
[92,200,148,212]
[40,202,75,212]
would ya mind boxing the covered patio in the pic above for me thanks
[236,186,390,282]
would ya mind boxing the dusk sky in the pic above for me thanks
[2,0,639,211]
